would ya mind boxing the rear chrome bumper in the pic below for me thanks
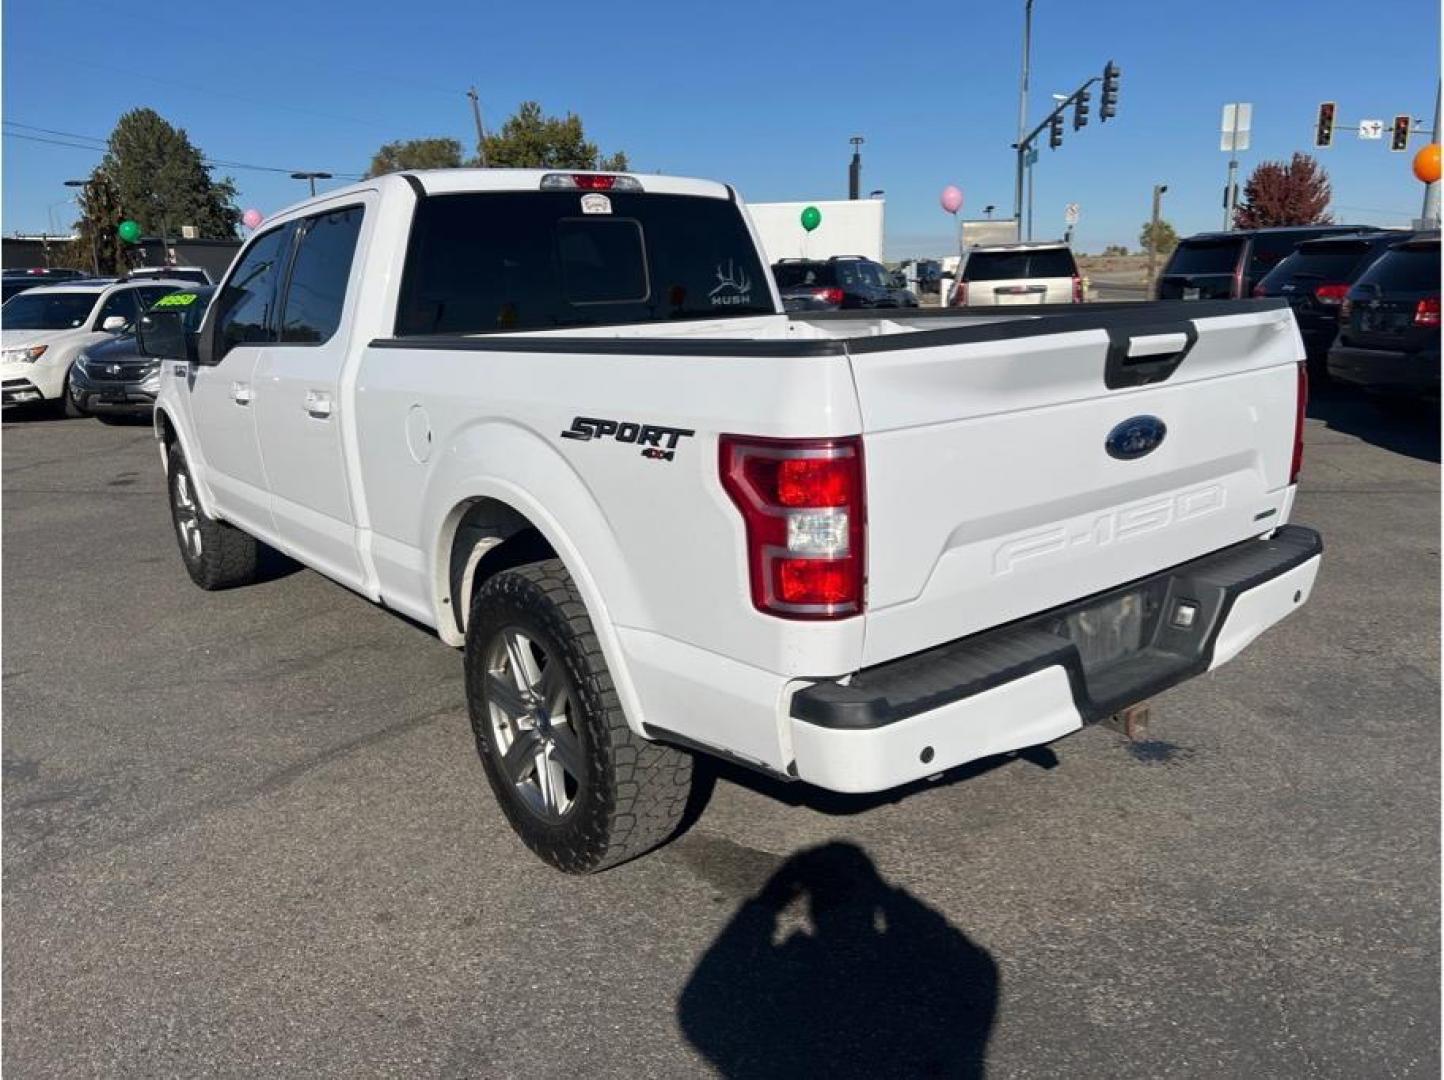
[788,526,1323,793]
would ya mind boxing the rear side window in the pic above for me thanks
[1165,241,1242,275]
[963,248,1077,281]
[395,191,774,336]
[1355,246,1441,293]
[214,227,290,358]
[281,206,365,344]
[1249,233,1319,274]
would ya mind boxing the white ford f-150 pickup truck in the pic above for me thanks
[140,169,1322,872]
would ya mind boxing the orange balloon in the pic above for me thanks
[1414,143,1442,184]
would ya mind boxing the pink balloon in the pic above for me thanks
[940,185,963,214]
[241,208,264,230]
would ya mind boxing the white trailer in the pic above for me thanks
[747,199,884,263]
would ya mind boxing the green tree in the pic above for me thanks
[1233,153,1332,228]
[90,108,240,240]
[366,137,465,177]
[480,101,628,170]
[1138,218,1179,256]
[60,170,129,275]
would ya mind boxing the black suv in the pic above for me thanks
[1327,233,1440,400]
[1254,231,1409,377]
[1156,225,1366,301]
[773,257,918,311]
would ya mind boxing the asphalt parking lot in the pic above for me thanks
[3,393,1439,1079]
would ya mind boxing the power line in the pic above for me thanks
[2,124,364,180]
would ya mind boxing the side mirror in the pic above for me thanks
[102,315,127,332]
[136,311,197,363]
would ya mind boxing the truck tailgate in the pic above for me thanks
[846,304,1303,667]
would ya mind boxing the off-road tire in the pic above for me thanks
[465,558,692,873]
[167,451,259,590]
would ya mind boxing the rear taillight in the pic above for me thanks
[719,435,865,619]
[949,280,968,306]
[1252,283,1268,298]
[812,287,844,305]
[1414,296,1441,326]
[1071,275,1084,303]
[1314,283,1349,305]
[1291,362,1307,485]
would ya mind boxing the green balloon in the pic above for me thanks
[117,219,140,244]
[800,205,822,232]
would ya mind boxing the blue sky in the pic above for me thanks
[3,0,1439,256]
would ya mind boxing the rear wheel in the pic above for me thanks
[465,558,692,873]
[167,451,259,589]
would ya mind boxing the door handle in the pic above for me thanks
[304,390,333,419]
[231,381,252,406]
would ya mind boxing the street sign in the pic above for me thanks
[1025,148,1039,167]
[1358,119,1385,140]
[1221,103,1253,152]
[1064,203,1080,225]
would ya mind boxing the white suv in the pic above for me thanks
[948,241,1083,306]
[1,279,186,415]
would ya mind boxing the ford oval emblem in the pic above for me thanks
[1106,415,1167,460]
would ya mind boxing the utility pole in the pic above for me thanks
[1147,183,1168,294]
[1423,81,1441,227]
[848,136,864,199]
[290,171,333,197]
[468,87,489,168]
[1223,110,1239,231]
[1013,0,1034,228]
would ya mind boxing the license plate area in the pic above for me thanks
[1045,583,1168,674]
[1182,287,1201,300]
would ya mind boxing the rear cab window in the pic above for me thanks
[963,248,1077,281]
[773,262,835,289]
[395,191,775,336]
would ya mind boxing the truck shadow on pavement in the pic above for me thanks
[677,841,998,1079]
[1308,386,1440,464]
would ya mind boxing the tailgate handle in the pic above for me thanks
[1104,322,1198,389]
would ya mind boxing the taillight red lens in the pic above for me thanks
[573,174,617,190]
[812,287,844,305]
[1072,275,1084,303]
[1291,362,1307,485]
[1414,296,1440,326]
[1314,283,1349,305]
[949,280,968,306]
[719,435,865,619]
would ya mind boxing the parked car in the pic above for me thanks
[1253,231,1410,379]
[141,169,1319,873]
[1327,232,1440,401]
[773,256,918,311]
[70,287,215,419]
[0,279,186,415]
[1156,225,1365,301]
[127,265,214,286]
[947,241,1082,306]
[2,267,87,280]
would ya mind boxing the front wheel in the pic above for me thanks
[465,559,692,873]
[167,451,259,589]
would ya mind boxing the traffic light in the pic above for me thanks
[1100,61,1120,121]
[1073,88,1091,131]
[1391,114,1412,152]
[1049,113,1064,150]
[1315,102,1336,148]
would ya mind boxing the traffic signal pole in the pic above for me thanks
[1424,81,1441,227]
